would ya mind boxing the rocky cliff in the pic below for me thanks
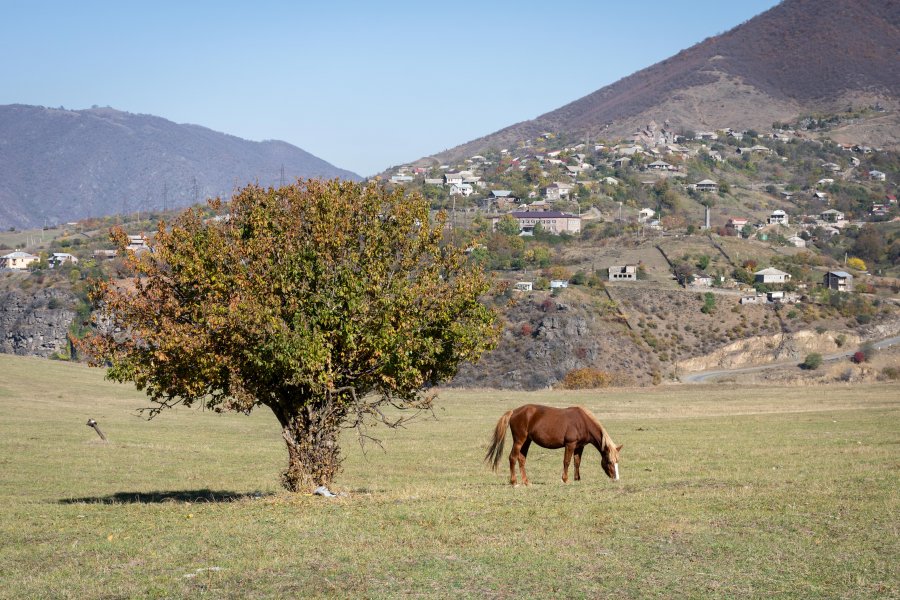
[0,287,77,358]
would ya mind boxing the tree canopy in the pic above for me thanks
[84,179,500,491]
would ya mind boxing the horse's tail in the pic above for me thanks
[484,410,513,471]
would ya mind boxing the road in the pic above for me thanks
[681,333,900,383]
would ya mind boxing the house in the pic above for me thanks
[787,235,806,248]
[767,210,789,225]
[736,145,772,155]
[390,174,413,184]
[869,170,886,181]
[821,162,841,173]
[544,182,574,201]
[823,271,853,292]
[695,179,718,193]
[646,160,673,171]
[886,195,897,205]
[601,176,620,186]
[726,217,749,233]
[492,211,581,235]
[48,253,78,268]
[490,190,516,201]
[424,178,443,186]
[695,131,718,141]
[820,209,845,223]
[444,172,463,186]
[740,294,763,305]
[93,249,118,260]
[690,274,714,287]
[812,191,828,201]
[612,157,631,169]
[514,281,533,292]
[550,280,569,289]
[638,208,656,223]
[608,265,638,281]
[449,183,474,197]
[754,267,791,284]
[127,235,150,253]
[871,203,888,217]
[817,178,835,186]
[1,250,40,269]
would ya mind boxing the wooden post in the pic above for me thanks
[86,419,107,442]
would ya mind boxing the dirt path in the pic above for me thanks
[682,333,900,383]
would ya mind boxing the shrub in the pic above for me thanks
[881,366,900,381]
[560,368,612,389]
[801,353,823,370]
[835,334,847,348]
[519,323,533,337]
[851,351,866,364]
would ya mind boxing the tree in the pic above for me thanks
[496,214,521,236]
[83,180,500,491]
[846,257,867,272]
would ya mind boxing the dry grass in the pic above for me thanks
[0,354,898,598]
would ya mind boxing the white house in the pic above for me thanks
[638,208,656,223]
[754,267,791,284]
[787,235,806,248]
[449,183,474,197]
[544,182,574,201]
[1,250,40,269]
[444,172,463,186]
[49,253,79,268]
[869,170,886,181]
[767,210,789,225]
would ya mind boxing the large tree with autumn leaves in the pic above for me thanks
[84,179,499,491]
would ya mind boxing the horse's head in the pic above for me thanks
[600,444,624,480]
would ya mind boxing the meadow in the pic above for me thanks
[0,354,897,598]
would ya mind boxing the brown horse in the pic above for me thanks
[485,404,622,485]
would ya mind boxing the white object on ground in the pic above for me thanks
[313,486,337,497]
[614,463,619,481]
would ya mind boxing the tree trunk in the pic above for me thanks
[274,406,342,492]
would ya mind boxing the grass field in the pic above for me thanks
[0,354,898,598]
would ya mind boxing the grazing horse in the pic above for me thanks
[485,404,622,485]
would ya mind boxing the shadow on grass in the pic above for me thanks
[59,489,271,504]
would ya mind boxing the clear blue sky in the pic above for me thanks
[1,0,779,176]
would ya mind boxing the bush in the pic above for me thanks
[881,367,900,381]
[851,351,866,364]
[560,368,613,390]
[801,353,823,370]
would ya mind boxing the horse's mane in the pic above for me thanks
[578,407,616,454]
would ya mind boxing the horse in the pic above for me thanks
[484,404,622,486]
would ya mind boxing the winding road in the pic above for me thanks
[681,334,900,383]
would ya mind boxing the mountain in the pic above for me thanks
[421,0,900,165]
[0,105,360,229]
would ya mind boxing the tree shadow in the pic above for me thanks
[59,489,271,504]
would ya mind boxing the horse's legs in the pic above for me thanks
[508,431,525,485]
[518,439,532,486]
[574,446,584,481]
[562,443,576,483]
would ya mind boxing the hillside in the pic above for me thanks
[417,0,900,166]
[0,105,360,228]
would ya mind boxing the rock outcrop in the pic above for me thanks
[0,287,77,357]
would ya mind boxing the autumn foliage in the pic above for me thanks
[83,179,499,491]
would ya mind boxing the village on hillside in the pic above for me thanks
[1,110,899,388]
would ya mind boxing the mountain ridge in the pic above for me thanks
[0,104,360,228]
[415,0,900,166]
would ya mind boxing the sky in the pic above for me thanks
[1,0,780,177]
